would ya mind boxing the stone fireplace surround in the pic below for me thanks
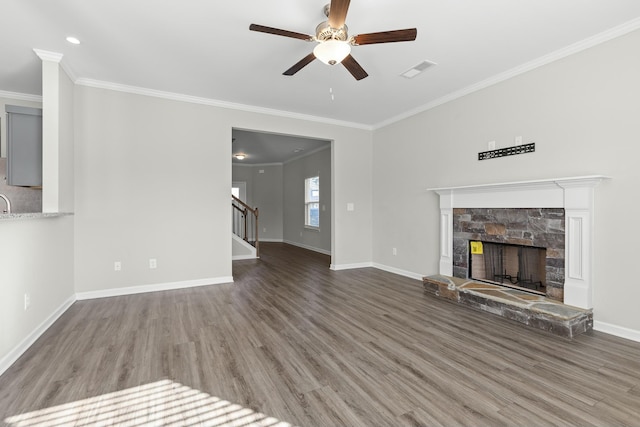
[453,207,565,301]
[430,176,607,310]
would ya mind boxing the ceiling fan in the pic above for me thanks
[249,0,417,81]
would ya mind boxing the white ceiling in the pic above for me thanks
[2,0,640,129]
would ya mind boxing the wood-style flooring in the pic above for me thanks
[1,242,640,426]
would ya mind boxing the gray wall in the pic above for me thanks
[72,86,372,295]
[74,87,234,292]
[372,28,640,333]
[233,163,284,242]
[283,147,332,254]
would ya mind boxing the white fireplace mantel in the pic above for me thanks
[428,176,609,309]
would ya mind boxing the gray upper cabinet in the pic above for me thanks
[6,105,42,187]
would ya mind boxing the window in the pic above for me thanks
[305,176,320,228]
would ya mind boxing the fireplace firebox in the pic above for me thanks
[452,208,565,301]
[469,241,547,294]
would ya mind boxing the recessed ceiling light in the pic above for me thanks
[66,36,81,45]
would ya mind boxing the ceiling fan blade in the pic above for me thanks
[283,53,317,76]
[341,54,368,81]
[353,28,417,45]
[328,0,351,29]
[249,24,313,41]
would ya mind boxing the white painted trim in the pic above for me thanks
[232,162,283,168]
[75,78,372,131]
[428,175,609,194]
[373,17,640,129]
[0,295,76,377]
[0,90,43,103]
[261,238,284,243]
[33,49,63,63]
[283,145,332,165]
[284,240,331,256]
[232,233,257,259]
[430,176,609,309]
[594,321,640,343]
[372,263,424,281]
[330,262,373,271]
[75,277,233,300]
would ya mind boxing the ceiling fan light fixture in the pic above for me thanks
[313,39,351,65]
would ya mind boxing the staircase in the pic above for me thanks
[232,195,259,258]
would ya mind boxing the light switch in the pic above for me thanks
[347,203,355,211]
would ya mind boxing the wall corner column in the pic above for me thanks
[34,49,63,213]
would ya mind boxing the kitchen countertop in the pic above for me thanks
[0,212,73,221]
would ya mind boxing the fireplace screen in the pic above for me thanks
[470,241,546,293]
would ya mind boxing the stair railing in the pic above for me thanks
[232,195,259,257]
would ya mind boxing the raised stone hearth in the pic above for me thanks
[423,275,593,338]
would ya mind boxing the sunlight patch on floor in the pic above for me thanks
[5,379,293,426]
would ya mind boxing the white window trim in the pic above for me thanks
[304,176,320,230]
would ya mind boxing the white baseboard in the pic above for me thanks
[594,321,640,343]
[372,263,424,281]
[330,262,373,271]
[232,255,258,260]
[76,277,234,300]
[283,240,332,256]
[0,294,76,377]
[261,238,284,243]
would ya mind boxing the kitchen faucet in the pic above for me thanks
[0,194,11,214]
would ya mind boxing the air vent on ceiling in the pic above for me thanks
[400,60,437,79]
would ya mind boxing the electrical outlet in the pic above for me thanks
[392,248,397,256]
[114,261,122,271]
[263,227,267,233]
[24,293,31,310]
[488,140,496,150]
[515,135,523,145]
[149,258,157,269]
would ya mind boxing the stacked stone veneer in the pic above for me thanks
[452,208,565,301]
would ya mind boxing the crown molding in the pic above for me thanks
[59,61,78,83]
[33,49,63,63]
[0,90,43,103]
[373,17,640,130]
[231,144,330,167]
[232,162,283,168]
[283,144,331,165]
[75,78,373,131]
[31,49,77,83]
